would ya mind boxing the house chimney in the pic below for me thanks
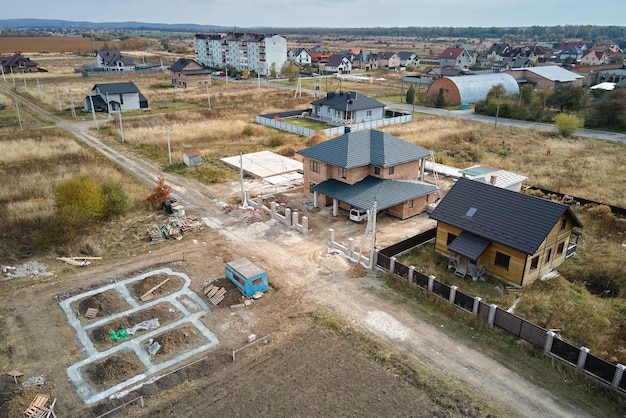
[490,175,497,185]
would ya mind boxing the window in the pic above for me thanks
[530,256,539,270]
[560,219,567,230]
[338,167,347,179]
[408,199,414,208]
[446,233,457,246]
[310,160,319,173]
[424,195,430,203]
[557,242,565,255]
[374,167,381,175]
[388,166,394,175]
[366,110,372,117]
[545,249,552,263]
[495,251,511,270]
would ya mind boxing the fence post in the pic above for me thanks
[428,275,435,293]
[370,249,379,270]
[347,238,355,259]
[487,304,497,327]
[328,228,334,248]
[292,211,298,229]
[472,297,481,316]
[449,285,457,304]
[577,347,590,369]
[271,201,277,218]
[285,208,292,226]
[613,364,625,388]
[408,266,415,284]
[302,216,308,234]
[545,331,556,354]
[389,256,396,274]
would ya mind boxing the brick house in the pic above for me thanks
[439,47,473,70]
[579,49,609,66]
[506,66,584,89]
[0,53,40,73]
[168,58,212,88]
[297,129,438,220]
[377,52,401,69]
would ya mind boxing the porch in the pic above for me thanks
[447,253,488,281]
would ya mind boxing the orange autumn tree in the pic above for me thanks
[146,174,172,209]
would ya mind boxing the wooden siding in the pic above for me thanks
[434,214,576,286]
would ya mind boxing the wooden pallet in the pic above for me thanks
[203,285,226,306]
[24,394,49,418]
[84,308,99,319]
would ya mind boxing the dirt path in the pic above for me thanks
[4,85,592,418]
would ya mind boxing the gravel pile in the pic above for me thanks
[2,261,48,279]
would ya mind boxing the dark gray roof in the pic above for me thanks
[297,129,431,169]
[326,54,348,67]
[398,51,417,59]
[310,91,385,112]
[448,231,491,260]
[311,176,438,211]
[429,177,583,254]
[93,82,141,95]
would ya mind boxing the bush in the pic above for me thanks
[101,180,129,220]
[554,113,584,137]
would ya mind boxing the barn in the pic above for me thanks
[225,258,268,297]
[427,73,519,106]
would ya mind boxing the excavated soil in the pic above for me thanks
[83,351,146,391]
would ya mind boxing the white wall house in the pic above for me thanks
[83,81,148,112]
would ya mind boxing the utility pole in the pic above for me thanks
[36,77,43,100]
[1,65,5,82]
[118,110,124,144]
[88,94,98,129]
[68,90,76,118]
[166,126,172,165]
[206,82,211,109]
[55,87,62,111]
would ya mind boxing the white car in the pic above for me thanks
[349,208,368,223]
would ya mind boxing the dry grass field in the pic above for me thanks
[1,48,625,416]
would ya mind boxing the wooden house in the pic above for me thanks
[297,129,438,220]
[429,177,582,286]
[168,58,211,88]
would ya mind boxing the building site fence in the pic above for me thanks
[374,235,625,395]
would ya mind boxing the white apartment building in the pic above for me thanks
[194,32,287,76]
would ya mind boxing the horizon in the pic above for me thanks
[3,1,626,29]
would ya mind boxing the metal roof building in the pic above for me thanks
[427,73,519,105]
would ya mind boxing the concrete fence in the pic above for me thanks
[267,201,309,234]
[327,228,372,267]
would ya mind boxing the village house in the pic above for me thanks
[352,49,378,70]
[287,48,312,66]
[439,47,473,70]
[325,54,352,74]
[397,51,420,68]
[83,81,148,113]
[310,91,385,125]
[429,177,582,286]
[309,45,331,63]
[0,53,40,73]
[579,49,610,66]
[168,58,212,88]
[297,129,438,220]
[377,52,401,69]
[95,49,136,72]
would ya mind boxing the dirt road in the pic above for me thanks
[4,85,592,417]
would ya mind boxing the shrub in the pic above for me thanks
[554,113,584,137]
[55,174,104,223]
[101,180,129,220]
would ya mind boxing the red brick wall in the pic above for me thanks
[427,78,461,105]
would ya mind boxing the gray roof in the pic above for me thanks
[429,177,582,255]
[311,176,438,211]
[509,66,583,82]
[297,129,431,169]
[447,231,491,260]
[93,82,141,95]
[442,73,520,104]
[310,91,385,112]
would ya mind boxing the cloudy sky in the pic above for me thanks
[4,0,626,28]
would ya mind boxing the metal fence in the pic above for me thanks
[375,239,626,395]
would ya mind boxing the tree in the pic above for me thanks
[434,87,446,108]
[281,61,298,82]
[269,62,278,79]
[585,89,626,131]
[546,84,588,112]
[146,174,172,209]
[554,113,584,137]
[406,84,416,105]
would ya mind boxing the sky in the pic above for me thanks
[4,0,626,28]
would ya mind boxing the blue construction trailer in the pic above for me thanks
[225,258,268,297]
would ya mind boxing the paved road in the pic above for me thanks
[2,83,594,418]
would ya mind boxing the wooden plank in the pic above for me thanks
[203,284,215,295]
[139,278,169,301]
[56,257,82,266]
[68,256,102,260]
[206,286,219,298]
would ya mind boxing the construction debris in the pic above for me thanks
[2,261,48,279]
[148,214,203,244]
[22,375,46,388]
[57,257,91,267]
[203,284,227,306]
[148,340,161,356]
[23,394,51,418]
[140,278,170,302]
[84,308,99,319]
[127,318,160,335]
